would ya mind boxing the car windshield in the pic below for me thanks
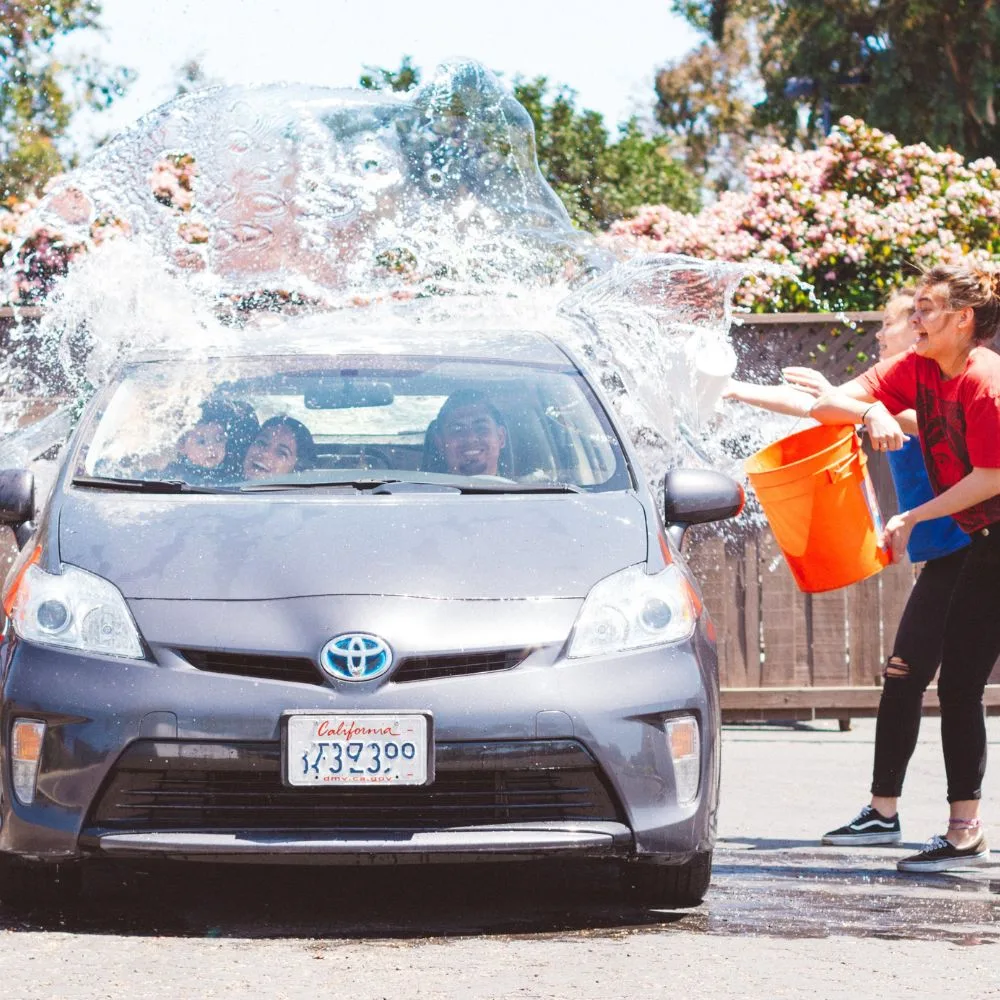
[73,352,632,493]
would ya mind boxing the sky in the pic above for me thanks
[70,0,702,147]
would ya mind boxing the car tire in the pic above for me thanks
[0,855,83,910]
[623,850,712,908]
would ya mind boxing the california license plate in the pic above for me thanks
[283,711,433,787]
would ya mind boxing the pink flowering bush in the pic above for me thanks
[149,153,197,213]
[0,196,40,275]
[1,195,86,304]
[7,118,1000,314]
[0,193,134,304]
[608,117,1000,312]
[0,154,199,304]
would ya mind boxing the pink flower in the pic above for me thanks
[609,116,1000,312]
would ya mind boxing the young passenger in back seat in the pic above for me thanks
[162,398,260,485]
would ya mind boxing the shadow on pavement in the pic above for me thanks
[0,860,691,939]
[2,852,997,945]
[723,835,1000,856]
[718,836,821,850]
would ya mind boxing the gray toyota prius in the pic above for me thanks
[0,318,742,908]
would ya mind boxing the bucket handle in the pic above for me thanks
[826,453,857,484]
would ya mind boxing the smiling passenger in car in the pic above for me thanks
[162,398,260,485]
[242,415,317,480]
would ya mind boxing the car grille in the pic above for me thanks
[84,739,624,833]
[178,649,324,686]
[175,647,529,685]
[391,648,528,682]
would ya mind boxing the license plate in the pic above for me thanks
[283,712,433,787]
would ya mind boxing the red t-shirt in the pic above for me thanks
[857,346,1000,532]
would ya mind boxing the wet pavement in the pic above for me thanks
[0,719,996,998]
[712,844,998,945]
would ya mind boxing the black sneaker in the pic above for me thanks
[822,805,902,846]
[896,834,990,873]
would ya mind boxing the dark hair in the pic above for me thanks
[256,415,317,470]
[918,263,1000,342]
[199,398,260,474]
[435,389,506,430]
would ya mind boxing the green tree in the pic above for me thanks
[676,0,1000,158]
[359,55,421,93]
[358,60,699,229]
[512,77,699,229]
[654,13,765,190]
[173,56,219,99]
[1,0,134,200]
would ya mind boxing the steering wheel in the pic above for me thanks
[357,447,391,470]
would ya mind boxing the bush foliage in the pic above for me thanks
[609,117,1000,312]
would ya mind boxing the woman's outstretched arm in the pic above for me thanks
[723,379,817,417]
[810,384,909,451]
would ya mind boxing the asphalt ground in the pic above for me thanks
[0,718,996,1000]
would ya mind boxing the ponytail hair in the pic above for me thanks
[919,262,1000,342]
[884,284,916,307]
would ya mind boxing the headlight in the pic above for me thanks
[567,564,698,659]
[7,563,144,659]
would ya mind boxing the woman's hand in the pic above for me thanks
[721,378,741,401]
[883,511,916,563]
[863,402,908,451]
[781,367,832,398]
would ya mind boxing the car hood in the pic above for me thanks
[57,490,648,600]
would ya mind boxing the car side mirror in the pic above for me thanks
[0,470,34,527]
[664,468,744,548]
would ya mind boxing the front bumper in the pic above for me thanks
[78,737,632,864]
[0,623,720,865]
[91,828,631,864]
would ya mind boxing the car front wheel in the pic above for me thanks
[623,850,712,908]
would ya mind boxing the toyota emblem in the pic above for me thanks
[320,633,393,681]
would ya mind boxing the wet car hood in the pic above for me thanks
[57,490,648,600]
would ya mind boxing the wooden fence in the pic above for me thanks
[707,312,1000,722]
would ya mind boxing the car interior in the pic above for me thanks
[80,358,630,491]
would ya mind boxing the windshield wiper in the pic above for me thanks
[72,476,230,495]
[237,478,405,492]
[452,482,584,494]
[236,477,584,495]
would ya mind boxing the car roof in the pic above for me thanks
[131,314,577,368]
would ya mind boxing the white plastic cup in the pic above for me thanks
[685,333,737,426]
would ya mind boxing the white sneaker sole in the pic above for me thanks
[896,850,990,873]
[822,831,902,846]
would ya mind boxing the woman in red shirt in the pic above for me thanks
[812,262,1000,872]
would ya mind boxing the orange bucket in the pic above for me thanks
[744,424,890,593]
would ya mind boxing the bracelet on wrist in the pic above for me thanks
[862,402,880,423]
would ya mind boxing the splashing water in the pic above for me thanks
[0,59,792,495]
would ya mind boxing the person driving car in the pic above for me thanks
[429,390,509,477]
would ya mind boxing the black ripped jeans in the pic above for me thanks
[872,527,1000,802]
